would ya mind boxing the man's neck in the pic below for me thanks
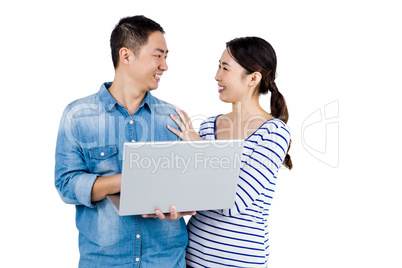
[108,76,148,116]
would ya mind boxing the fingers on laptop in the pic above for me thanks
[142,207,196,221]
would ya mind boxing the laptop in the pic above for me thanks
[107,139,244,216]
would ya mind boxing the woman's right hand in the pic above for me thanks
[167,108,202,141]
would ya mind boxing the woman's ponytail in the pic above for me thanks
[283,139,293,170]
[269,83,292,170]
[269,82,289,124]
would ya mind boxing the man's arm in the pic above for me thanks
[91,174,121,202]
[55,104,120,206]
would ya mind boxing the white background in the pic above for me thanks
[1,0,401,267]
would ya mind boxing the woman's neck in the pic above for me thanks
[215,97,272,140]
[229,98,270,124]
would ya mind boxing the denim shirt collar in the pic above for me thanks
[99,82,154,113]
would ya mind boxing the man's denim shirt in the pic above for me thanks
[55,82,187,268]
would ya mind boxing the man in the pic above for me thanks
[55,15,193,267]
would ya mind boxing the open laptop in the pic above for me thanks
[107,139,244,216]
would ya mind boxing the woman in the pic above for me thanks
[168,37,292,267]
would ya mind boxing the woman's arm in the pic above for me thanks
[220,121,291,219]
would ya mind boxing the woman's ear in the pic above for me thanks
[249,72,262,87]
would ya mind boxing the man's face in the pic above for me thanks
[129,31,168,92]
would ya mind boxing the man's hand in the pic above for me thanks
[142,206,196,221]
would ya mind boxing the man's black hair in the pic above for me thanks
[110,15,165,69]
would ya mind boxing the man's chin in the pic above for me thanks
[149,85,159,91]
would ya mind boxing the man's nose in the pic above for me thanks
[160,58,168,71]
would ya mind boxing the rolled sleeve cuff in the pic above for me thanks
[75,173,99,208]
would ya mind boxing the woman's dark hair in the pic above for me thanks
[110,15,165,69]
[226,37,292,169]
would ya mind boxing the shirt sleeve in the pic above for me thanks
[54,104,98,208]
[198,116,217,140]
[220,122,291,219]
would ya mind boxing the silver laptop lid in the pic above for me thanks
[115,139,244,216]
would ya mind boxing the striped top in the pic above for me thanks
[186,115,291,268]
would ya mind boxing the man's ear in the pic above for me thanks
[119,47,131,66]
[249,72,262,87]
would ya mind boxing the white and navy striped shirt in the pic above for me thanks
[186,115,291,268]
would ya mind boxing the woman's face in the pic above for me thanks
[215,49,250,103]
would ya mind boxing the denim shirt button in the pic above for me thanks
[100,152,105,156]
[129,120,134,124]
[136,234,140,239]
[135,257,140,262]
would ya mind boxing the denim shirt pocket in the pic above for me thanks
[88,145,119,175]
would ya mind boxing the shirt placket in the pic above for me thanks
[130,110,141,266]
[133,217,141,266]
[127,118,135,143]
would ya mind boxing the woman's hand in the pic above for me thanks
[167,108,202,141]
